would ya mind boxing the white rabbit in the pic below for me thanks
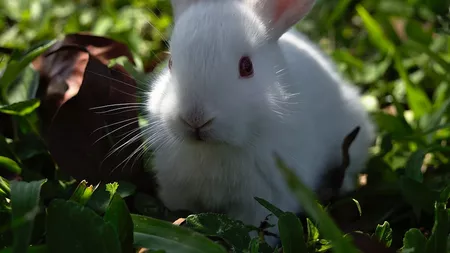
[144,0,376,246]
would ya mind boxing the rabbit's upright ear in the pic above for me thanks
[170,0,199,21]
[247,0,315,40]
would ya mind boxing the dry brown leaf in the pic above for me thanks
[31,33,157,195]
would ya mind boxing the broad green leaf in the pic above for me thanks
[130,192,169,220]
[405,150,426,183]
[185,213,251,252]
[0,245,48,253]
[0,210,13,248]
[254,197,284,218]
[0,40,55,104]
[278,212,307,253]
[402,228,427,253]
[132,214,227,253]
[373,221,393,247]
[104,194,134,253]
[425,202,449,253]
[0,156,21,175]
[115,181,136,198]
[356,4,395,54]
[0,99,40,116]
[275,155,359,253]
[87,181,136,215]
[46,199,121,253]
[399,176,439,214]
[69,180,98,206]
[2,67,40,105]
[10,179,46,253]
[10,134,48,161]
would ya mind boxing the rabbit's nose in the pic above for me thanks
[179,116,215,141]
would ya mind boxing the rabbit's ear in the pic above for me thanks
[170,0,199,21]
[247,0,315,40]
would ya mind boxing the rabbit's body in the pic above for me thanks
[145,0,375,244]
[277,29,376,193]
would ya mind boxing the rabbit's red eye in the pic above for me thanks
[168,57,173,70]
[239,56,253,78]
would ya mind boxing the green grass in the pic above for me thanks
[0,0,449,252]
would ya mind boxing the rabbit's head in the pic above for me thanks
[147,0,315,147]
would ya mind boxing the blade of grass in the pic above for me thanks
[356,4,395,55]
[274,155,359,253]
[0,156,22,175]
[394,54,432,118]
[405,40,450,74]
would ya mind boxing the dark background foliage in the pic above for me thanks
[0,0,449,252]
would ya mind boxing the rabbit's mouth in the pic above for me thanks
[183,128,224,145]
[165,114,244,147]
[185,128,210,142]
[176,126,235,147]
[174,114,224,144]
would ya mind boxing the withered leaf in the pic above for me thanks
[32,33,136,110]
[32,33,156,195]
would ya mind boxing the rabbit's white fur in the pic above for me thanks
[145,0,375,244]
